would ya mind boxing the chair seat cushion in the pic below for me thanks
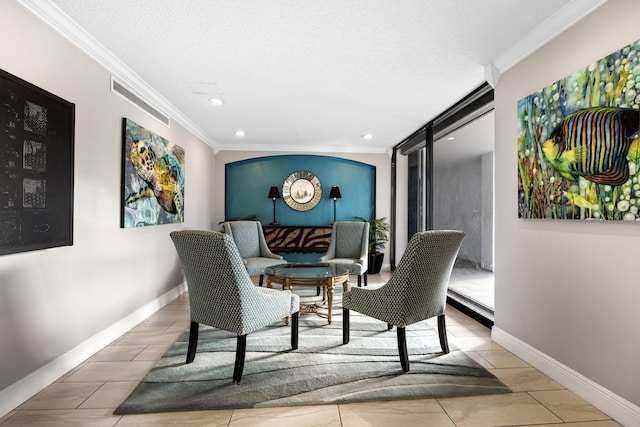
[244,257,284,276]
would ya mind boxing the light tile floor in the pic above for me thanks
[448,265,494,316]
[0,272,620,427]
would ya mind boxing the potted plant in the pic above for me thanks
[354,217,390,274]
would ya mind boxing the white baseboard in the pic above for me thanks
[0,282,187,418]
[492,327,640,427]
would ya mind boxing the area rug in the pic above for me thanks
[114,310,510,414]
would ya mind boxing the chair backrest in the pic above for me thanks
[223,221,263,258]
[333,221,369,258]
[387,230,465,324]
[170,230,257,332]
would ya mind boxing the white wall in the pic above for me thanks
[0,0,215,411]
[494,0,640,418]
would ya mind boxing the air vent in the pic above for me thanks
[111,77,170,127]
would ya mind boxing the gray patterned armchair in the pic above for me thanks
[223,220,284,285]
[342,230,464,372]
[170,230,300,383]
[319,221,369,287]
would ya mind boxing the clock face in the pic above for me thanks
[282,171,322,211]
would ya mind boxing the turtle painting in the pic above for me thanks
[122,119,185,228]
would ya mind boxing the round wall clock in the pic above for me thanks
[282,171,322,211]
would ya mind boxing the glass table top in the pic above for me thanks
[263,262,352,279]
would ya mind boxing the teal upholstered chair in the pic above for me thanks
[319,221,369,287]
[223,220,284,285]
[342,230,464,372]
[170,230,300,383]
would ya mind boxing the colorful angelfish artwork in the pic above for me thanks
[122,118,185,228]
[518,39,640,220]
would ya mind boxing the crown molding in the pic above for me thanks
[17,0,219,152]
[222,143,390,155]
[486,0,607,85]
[19,0,606,154]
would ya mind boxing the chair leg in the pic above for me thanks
[316,286,321,296]
[357,275,362,287]
[437,314,450,354]
[291,311,299,350]
[397,327,410,372]
[342,308,350,344]
[259,274,264,286]
[387,323,393,330]
[233,334,247,383]
[364,272,368,286]
[186,321,199,364]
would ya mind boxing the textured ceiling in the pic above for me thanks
[26,0,603,153]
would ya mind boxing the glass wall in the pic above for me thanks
[433,111,494,319]
[392,83,494,324]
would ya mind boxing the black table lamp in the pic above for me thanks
[268,186,281,225]
[329,186,342,223]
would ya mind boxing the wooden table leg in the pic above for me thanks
[326,280,335,324]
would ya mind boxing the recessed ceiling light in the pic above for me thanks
[361,134,373,140]
[447,136,456,140]
[234,130,245,137]
[208,97,223,105]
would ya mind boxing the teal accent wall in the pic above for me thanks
[225,155,376,226]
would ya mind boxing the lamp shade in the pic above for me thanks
[268,186,281,199]
[329,186,342,199]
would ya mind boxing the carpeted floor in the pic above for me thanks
[114,308,510,414]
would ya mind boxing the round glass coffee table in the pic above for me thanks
[263,263,351,324]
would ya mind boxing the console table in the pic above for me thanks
[263,225,332,253]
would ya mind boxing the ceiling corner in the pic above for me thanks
[17,0,218,150]
[492,0,608,73]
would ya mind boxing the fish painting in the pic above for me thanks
[541,107,640,186]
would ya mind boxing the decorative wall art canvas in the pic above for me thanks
[121,118,185,228]
[518,39,640,220]
[0,68,75,256]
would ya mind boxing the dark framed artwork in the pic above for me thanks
[121,118,185,228]
[0,68,75,256]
